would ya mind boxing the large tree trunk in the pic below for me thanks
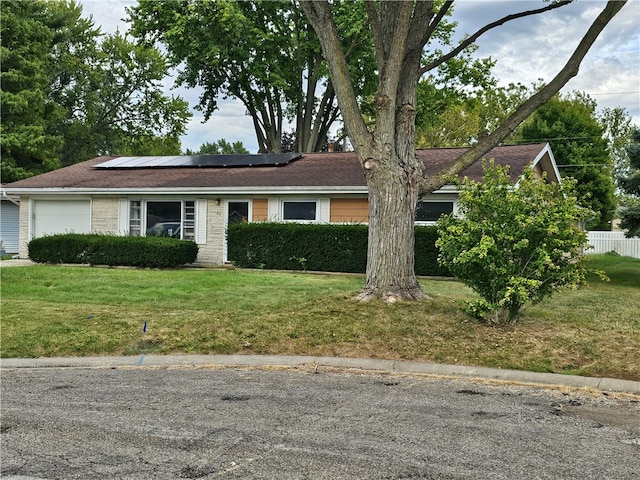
[358,154,425,302]
[360,63,425,301]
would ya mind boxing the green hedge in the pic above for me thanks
[227,223,451,276]
[28,234,198,268]
[414,225,451,277]
[227,222,367,273]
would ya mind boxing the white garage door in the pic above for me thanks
[33,200,91,238]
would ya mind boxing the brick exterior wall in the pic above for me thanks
[196,199,224,264]
[18,196,30,258]
[91,197,119,235]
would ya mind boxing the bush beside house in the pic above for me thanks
[28,234,198,268]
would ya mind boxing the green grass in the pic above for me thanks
[1,255,638,380]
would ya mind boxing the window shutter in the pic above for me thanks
[118,198,129,235]
[268,198,280,221]
[195,199,207,244]
[318,198,330,223]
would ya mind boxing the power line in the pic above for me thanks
[587,91,640,96]
[556,164,612,168]
[513,135,608,143]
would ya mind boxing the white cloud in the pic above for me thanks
[453,1,640,124]
[184,100,259,153]
[81,0,135,34]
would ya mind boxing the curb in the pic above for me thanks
[2,354,639,395]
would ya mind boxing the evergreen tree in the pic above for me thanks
[1,0,64,181]
[515,94,616,230]
[619,129,640,237]
[1,0,191,182]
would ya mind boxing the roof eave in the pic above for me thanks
[1,184,460,196]
[0,185,370,196]
[530,143,562,183]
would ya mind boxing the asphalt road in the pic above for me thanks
[1,365,639,480]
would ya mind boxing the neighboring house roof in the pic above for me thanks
[2,143,558,195]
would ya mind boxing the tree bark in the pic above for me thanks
[358,148,425,302]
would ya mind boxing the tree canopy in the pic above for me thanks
[514,93,616,230]
[619,129,640,237]
[416,81,533,148]
[53,29,191,166]
[1,0,191,182]
[127,0,377,154]
[185,139,250,155]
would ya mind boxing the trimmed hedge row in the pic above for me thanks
[227,223,451,277]
[415,226,451,277]
[228,222,367,273]
[28,234,198,268]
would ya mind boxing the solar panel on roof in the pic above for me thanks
[93,153,303,169]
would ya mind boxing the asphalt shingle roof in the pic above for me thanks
[3,144,549,191]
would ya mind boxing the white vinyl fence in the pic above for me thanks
[586,231,640,258]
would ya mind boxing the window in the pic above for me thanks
[147,201,181,238]
[182,201,196,240]
[283,201,317,221]
[130,201,142,236]
[228,201,249,224]
[129,200,195,240]
[415,201,453,222]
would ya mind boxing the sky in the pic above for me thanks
[80,0,640,154]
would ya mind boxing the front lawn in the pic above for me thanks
[1,254,638,380]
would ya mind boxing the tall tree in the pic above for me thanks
[127,0,376,154]
[0,0,191,181]
[300,0,626,301]
[1,0,64,181]
[514,93,616,230]
[619,129,640,237]
[52,30,192,165]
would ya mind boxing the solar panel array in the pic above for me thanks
[93,153,303,169]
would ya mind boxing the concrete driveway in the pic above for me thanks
[1,363,639,479]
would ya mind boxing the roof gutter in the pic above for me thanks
[1,189,20,205]
[0,185,370,196]
[1,184,461,196]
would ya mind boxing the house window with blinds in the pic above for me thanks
[129,200,196,240]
